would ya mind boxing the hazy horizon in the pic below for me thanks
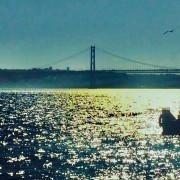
[0,0,180,69]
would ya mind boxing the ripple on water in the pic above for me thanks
[0,89,179,179]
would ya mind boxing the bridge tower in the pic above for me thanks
[90,46,96,88]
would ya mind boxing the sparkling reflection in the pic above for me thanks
[0,89,179,179]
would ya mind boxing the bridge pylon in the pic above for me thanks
[90,46,96,88]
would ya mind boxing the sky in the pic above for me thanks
[0,0,180,69]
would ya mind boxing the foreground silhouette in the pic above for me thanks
[159,108,180,135]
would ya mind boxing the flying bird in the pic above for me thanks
[163,30,174,35]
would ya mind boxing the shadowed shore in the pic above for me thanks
[0,69,179,88]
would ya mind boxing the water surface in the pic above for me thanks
[0,89,179,179]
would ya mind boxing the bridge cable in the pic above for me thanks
[35,48,89,69]
[96,47,170,69]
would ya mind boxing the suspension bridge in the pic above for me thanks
[37,46,180,88]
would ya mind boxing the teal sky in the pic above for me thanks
[0,0,180,69]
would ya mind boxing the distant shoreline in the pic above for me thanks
[0,69,179,88]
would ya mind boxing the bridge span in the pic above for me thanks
[37,46,180,88]
[101,69,180,74]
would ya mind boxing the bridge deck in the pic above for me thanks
[99,69,180,74]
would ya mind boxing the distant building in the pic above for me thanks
[67,67,70,71]
[49,66,53,71]
[43,67,53,71]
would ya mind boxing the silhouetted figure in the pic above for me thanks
[163,30,174,35]
[159,108,180,135]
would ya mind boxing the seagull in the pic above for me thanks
[163,30,174,35]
